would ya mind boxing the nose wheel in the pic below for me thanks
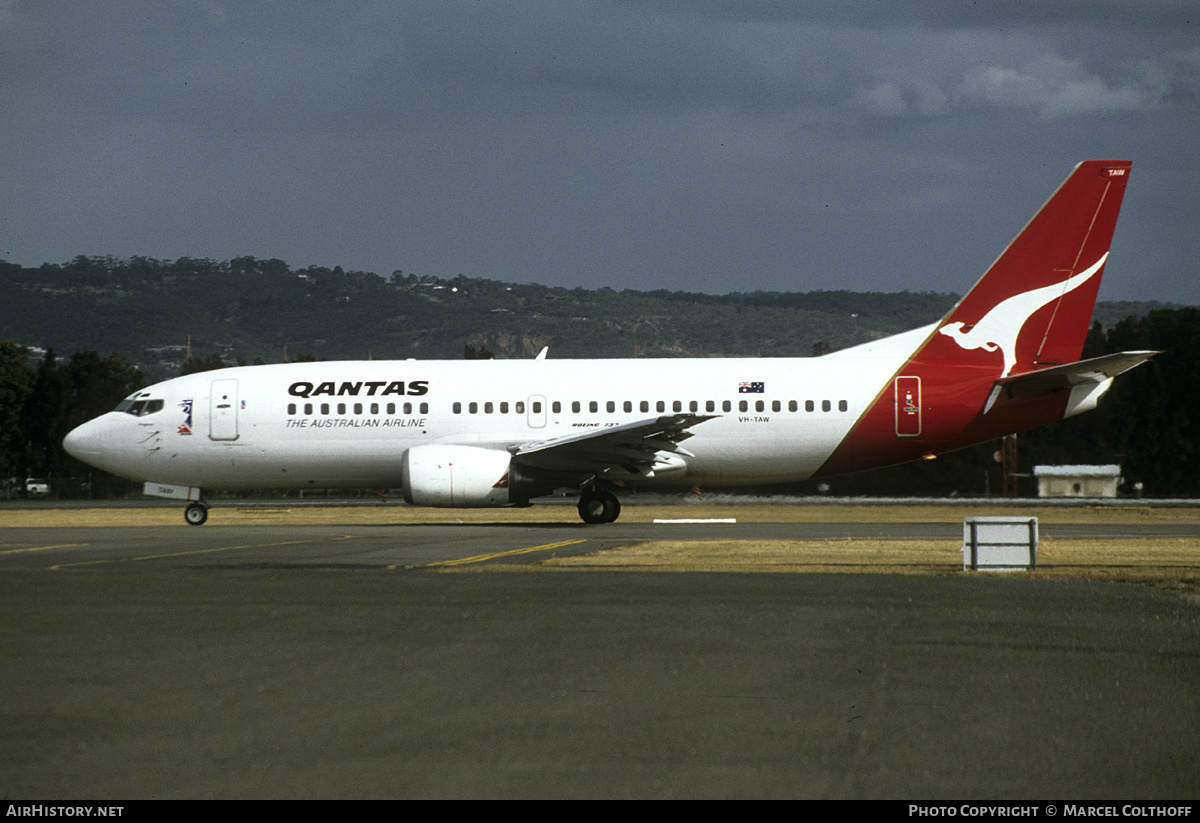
[184,501,209,526]
[577,490,621,524]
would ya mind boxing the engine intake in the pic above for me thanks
[401,445,550,508]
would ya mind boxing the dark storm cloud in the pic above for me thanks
[1,1,1196,303]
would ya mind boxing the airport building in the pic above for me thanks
[1033,465,1122,498]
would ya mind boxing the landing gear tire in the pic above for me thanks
[578,490,621,524]
[184,502,209,526]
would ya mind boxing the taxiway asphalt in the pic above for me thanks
[2,515,1198,799]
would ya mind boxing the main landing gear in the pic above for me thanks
[184,501,209,526]
[577,489,621,524]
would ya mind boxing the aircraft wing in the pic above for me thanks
[511,414,718,476]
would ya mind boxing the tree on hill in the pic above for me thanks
[182,353,229,374]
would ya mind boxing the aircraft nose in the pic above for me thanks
[63,414,148,480]
[63,419,105,461]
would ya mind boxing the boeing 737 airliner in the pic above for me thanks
[64,161,1154,525]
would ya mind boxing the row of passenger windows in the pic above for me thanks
[285,398,850,417]
[451,398,850,414]
[288,402,430,415]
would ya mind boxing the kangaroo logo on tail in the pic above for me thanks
[937,253,1107,377]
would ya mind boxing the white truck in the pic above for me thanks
[24,477,50,497]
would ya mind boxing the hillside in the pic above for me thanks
[0,255,1175,380]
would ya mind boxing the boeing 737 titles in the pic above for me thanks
[64,161,1155,524]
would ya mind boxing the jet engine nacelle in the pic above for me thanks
[401,444,522,508]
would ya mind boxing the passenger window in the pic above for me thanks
[656,401,665,413]
[706,400,715,413]
[305,403,313,415]
[501,402,510,414]
[839,400,848,412]
[822,400,831,412]
[533,401,542,413]
[403,402,412,414]
[789,400,797,412]
[606,401,615,413]
[739,400,748,412]
[469,402,478,414]
[772,400,781,412]
[321,404,330,415]
[419,403,428,414]
[723,400,732,412]
[673,400,682,412]
[371,403,379,414]
[484,402,493,414]
[288,403,297,415]
[516,401,525,414]
[572,401,581,413]
[755,400,765,412]
[624,401,632,413]
[354,403,363,414]
[589,401,598,413]
[640,401,649,413]
[552,401,561,413]
[388,403,397,414]
[453,402,462,414]
[806,400,815,412]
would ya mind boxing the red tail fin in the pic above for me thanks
[816,161,1132,478]
[930,160,1131,376]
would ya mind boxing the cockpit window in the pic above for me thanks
[116,393,164,417]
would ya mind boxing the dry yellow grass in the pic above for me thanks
[0,504,583,528]
[1032,536,1200,591]
[541,538,962,574]
[532,534,1200,593]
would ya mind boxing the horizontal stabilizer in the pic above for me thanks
[984,350,1158,415]
[995,350,1158,391]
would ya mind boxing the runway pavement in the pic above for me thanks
[2,511,1198,798]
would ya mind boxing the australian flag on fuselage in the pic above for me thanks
[738,382,765,393]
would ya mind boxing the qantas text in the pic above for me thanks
[288,380,429,398]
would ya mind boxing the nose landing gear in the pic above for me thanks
[184,501,209,526]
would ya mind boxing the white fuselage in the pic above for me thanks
[63,325,933,493]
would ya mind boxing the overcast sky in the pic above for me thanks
[2,1,1197,303]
